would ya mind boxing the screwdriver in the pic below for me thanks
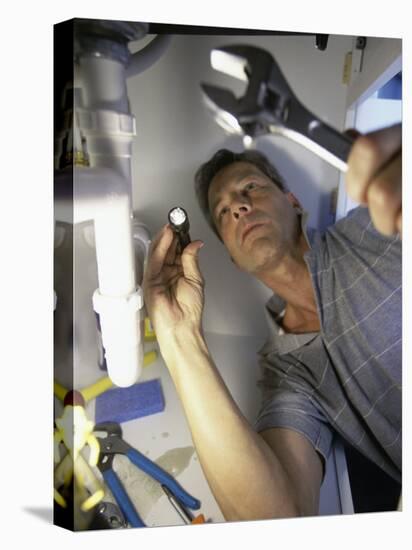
[162,485,206,525]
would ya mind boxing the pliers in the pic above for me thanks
[201,44,354,172]
[95,422,201,528]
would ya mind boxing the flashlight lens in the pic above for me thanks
[169,207,187,226]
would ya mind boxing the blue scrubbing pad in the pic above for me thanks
[95,379,165,424]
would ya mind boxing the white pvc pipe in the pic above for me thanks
[93,197,135,295]
[59,164,144,387]
[56,33,168,387]
[69,54,145,387]
[79,56,130,114]
[72,166,135,292]
[92,287,144,388]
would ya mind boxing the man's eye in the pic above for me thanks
[245,182,258,191]
[219,207,229,219]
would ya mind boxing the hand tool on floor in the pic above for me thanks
[95,422,201,528]
[201,44,354,172]
[54,389,103,511]
[94,501,128,529]
[54,451,105,512]
[161,485,206,524]
[54,365,161,513]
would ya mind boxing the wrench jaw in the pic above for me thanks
[201,45,291,139]
[201,45,263,138]
[200,81,275,139]
[200,83,244,135]
[201,81,280,139]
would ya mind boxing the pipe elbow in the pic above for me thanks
[126,34,172,78]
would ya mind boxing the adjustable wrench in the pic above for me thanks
[201,44,354,172]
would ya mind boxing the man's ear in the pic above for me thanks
[229,255,240,268]
[286,192,302,210]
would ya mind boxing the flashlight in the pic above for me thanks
[168,206,191,250]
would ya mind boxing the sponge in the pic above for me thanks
[95,379,165,425]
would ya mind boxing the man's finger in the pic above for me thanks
[181,241,205,286]
[146,225,174,278]
[396,211,402,237]
[344,128,362,141]
[366,150,402,236]
[366,154,402,236]
[164,232,179,266]
[346,124,401,204]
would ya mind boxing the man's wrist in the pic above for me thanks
[158,325,209,370]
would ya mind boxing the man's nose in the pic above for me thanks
[232,198,252,220]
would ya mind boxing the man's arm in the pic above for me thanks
[143,227,322,520]
[165,330,322,520]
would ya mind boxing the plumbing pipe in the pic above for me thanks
[55,26,169,387]
[71,166,143,387]
[92,287,144,388]
[126,34,172,79]
[72,167,136,292]
[71,53,144,387]
[53,164,144,387]
[132,222,152,286]
[79,56,130,114]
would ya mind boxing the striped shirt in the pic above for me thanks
[254,206,402,482]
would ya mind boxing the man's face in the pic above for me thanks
[208,161,301,274]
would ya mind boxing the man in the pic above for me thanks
[143,124,402,521]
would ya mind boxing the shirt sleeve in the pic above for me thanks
[254,386,334,467]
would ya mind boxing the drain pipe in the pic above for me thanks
[75,51,142,387]
[127,34,172,78]
[56,22,170,387]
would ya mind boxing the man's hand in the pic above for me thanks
[346,123,402,237]
[143,225,205,346]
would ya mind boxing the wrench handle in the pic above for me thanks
[281,99,356,172]
[308,121,354,163]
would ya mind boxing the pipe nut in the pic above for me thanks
[76,109,136,137]
[92,287,144,315]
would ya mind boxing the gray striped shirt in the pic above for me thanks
[255,206,402,482]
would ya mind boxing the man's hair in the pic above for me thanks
[194,148,287,239]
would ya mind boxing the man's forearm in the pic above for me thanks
[158,327,303,521]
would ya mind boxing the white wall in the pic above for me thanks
[126,33,353,339]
